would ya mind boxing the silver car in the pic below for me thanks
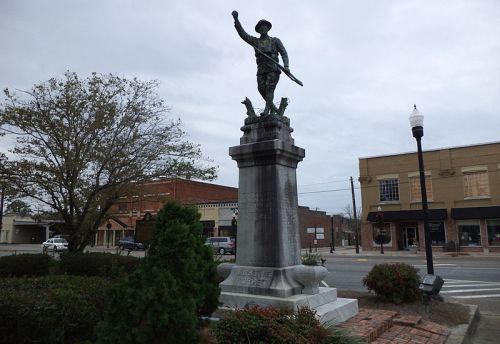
[42,238,69,252]
[205,236,235,255]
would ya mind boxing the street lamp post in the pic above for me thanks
[409,105,434,275]
[376,206,384,254]
[231,214,237,257]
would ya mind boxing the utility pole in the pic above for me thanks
[0,186,4,241]
[350,176,360,254]
[330,215,335,252]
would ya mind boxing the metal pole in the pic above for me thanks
[377,213,384,254]
[232,216,237,257]
[415,133,434,275]
[314,224,317,252]
[0,186,4,241]
[330,215,335,252]
[350,176,360,253]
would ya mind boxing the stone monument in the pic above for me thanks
[218,11,357,324]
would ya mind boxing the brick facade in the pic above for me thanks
[298,206,352,249]
[359,141,500,253]
[97,179,238,246]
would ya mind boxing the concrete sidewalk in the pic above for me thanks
[303,245,500,258]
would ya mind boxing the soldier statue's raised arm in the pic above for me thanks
[232,10,290,116]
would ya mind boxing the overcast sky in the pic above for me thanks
[1,0,499,215]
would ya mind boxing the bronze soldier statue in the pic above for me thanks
[232,10,290,116]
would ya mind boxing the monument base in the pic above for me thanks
[219,287,358,325]
[219,265,302,298]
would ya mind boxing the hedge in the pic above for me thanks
[0,253,51,277]
[58,252,141,277]
[0,275,113,343]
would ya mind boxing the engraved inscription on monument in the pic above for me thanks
[234,268,274,288]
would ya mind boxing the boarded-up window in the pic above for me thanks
[463,171,489,198]
[409,176,433,202]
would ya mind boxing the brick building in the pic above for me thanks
[96,178,238,246]
[359,141,500,253]
[298,206,353,250]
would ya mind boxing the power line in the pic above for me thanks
[298,169,500,195]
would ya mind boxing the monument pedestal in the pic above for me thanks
[220,115,357,324]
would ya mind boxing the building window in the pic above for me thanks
[457,220,481,246]
[409,175,433,202]
[487,219,500,247]
[463,170,489,198]
[429,222,445,246]
[379,179,399,202]
[118,203,128,212]
[373,224,391,245]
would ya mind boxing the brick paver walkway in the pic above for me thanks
[339,309,449,344]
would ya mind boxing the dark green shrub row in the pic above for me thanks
[213,306,365,344]
[363,262,421,304]
[0,253,51,277]
[0,252,141,278]
[0,275,113,344]
[58,252,141,277]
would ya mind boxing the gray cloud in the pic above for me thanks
[1,0,499,214]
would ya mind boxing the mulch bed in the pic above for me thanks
[338,290,470,327]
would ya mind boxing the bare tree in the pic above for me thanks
[0,71,217,251]
[342,204,363,245]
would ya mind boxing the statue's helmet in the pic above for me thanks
[255,19,272,33]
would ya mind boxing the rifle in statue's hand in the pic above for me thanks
[253,46,303,87]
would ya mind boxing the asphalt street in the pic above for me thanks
[323,254,500,295]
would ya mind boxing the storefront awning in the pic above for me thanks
[366,209,447,222]
[451,206,500,220]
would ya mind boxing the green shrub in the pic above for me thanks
[0,275,113,343]
[0,253,51,277]
[363,263,421,303]
[302,251,322,265]
[213,306,365,344]
[96,201,220,344]
[58,252,140,277]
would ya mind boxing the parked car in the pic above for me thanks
[42,238,69,252]
[205,236,235,255]
[118,237,145,251]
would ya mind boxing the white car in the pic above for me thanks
[42,238,69,252]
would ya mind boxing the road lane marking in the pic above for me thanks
[452,294,500,299]
[442,283,500,288]
[356,259,367,262]
[414,264,456,267]
[440,287,500,294]
[444,279,499,284]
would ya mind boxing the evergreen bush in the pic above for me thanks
[0,275,112,343]
[362,263,421,303]
[0,253,51,277]
[97,201,220,344]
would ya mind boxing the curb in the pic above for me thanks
[445,303,479,344]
